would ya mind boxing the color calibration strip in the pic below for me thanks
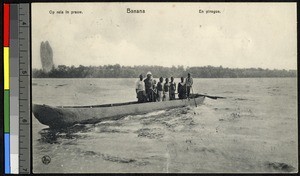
[3,3,31,174]
[4,3,11,174]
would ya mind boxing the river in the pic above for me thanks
[32,78,297,173]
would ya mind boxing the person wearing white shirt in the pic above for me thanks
[185,73,193,98]
[135,74,146,103]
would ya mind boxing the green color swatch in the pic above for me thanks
[4,90,10,133]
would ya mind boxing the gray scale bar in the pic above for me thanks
[10,4,20,174]
[10,4,19,136]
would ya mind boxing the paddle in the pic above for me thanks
[197,93,226,100]
[174,92,225,100]
[191,87,197,107]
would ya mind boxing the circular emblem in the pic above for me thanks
[42,155,51,165]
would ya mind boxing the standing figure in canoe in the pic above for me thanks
[163,78,170,101]
[152,79,157,102]
[144,71,154,102]
[178,77,187,99]
[169,77,176,100]
[186,73,193,98]
[157,77,164,102]
[135,74,147,103]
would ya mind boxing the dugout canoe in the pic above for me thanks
[33,94,205,129]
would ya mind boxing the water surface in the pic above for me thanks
[32,78,298,173]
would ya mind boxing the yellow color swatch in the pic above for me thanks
[4,47,9,90]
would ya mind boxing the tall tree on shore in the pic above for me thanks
[40,41,54,72]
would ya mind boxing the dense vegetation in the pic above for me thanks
[33,64,297,78]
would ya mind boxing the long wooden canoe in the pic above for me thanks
[33,94,205,128]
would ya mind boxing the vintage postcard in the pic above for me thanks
[31,2,297,173]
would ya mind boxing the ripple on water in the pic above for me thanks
[264,161,295,172]
[78,148,150,166]
[136,128,165,139]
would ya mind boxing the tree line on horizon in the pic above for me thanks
[32,64,297,78]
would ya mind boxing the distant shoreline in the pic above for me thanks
[32,64,297,78]
[32,77,297,79]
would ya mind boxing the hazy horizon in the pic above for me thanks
[32,63,297,71]
[32,3,297,70]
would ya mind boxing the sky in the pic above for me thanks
[32,3,297,70]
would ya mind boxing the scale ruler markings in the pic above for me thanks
[18,3,31,174]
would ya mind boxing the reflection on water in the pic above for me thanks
[33,78,297,173]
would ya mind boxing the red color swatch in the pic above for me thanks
[4,4,10,47]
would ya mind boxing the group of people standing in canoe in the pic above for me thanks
[135,72,194,103]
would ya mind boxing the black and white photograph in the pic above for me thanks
[31,3,297,173]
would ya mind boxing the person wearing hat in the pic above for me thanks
[144,71,154,102]
[136,74,147,103]
[185,73,193,98]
